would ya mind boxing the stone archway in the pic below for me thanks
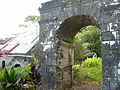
[55,15,101,90]
[39,0,120,90]
[56,15,100,40]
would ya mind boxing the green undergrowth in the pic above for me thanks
[0,56,39,80]
[0,57,41,90]
[73,57,102,84]
[0,63,31,80]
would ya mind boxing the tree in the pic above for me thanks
[74,25,101,63]
[25,16,40,22]
[18,16,40,35]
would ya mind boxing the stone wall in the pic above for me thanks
[8,56,33,67]
[0,55,33,67]
[0,56,13,67]
[39,0,120,90]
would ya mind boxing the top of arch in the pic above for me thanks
[39,0,99,12]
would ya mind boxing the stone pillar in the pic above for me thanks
[101,4,120,89]
[56,41,74,90]
[39,34,74,90]
[39,20,57,90]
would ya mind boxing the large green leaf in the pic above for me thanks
[15,78,21,85]
[6,83,12,88]
[9,66,16,83]
[0,83,4,90]
[3,68,10,82]
[0,82,6,90]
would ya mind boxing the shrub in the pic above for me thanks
[74,25,101,63]
[20,61,42,90]
[28,61,41,89]
[73,64,86,82]
[75,25,101,57]
[20,63,31,80]
[0,57,41,90]
[0,66,23,90]
[74,42,90,63]
[82,57,102,68]
[73,57,102,83]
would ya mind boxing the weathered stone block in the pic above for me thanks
[102,78,110,90]
[80,4,90,15]
[73,6,80,15]
[117,13,120,21]
[102,61,118,78]
[57,58,69,68]
[64,7,74,18]
[109,78,118,90]
[57,79,72,90]
[89,4,99,17]
[116,31,120,40]
[102,41,110,50]
[102,50,117,61]
[110,41,119,49]
[100,23,108,32]
[102,32,115,41]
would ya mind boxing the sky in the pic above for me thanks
[0,0,50,37]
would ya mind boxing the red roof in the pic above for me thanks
[0,35,39,55]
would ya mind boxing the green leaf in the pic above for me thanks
[6,83,12,88]
[0,83,4,90]
[9,66,16,83]
[3,68,10,82]
[25,16,40,22]
[15,78,21,85]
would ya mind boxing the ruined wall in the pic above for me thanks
[8,56,33,67]
[0,56,13,67]
[39,0,120,90]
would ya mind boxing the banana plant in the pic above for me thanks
[0,66,23,90]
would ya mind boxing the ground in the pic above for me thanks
[72,81,102,90]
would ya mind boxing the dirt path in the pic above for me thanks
[72,81,102,90]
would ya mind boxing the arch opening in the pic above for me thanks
[57,15,100,41]
[57,15,101,62]
[14,64,21,68]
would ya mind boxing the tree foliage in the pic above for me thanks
[74,25,101,63]
[74,41,90,63]
[25,16,40,22]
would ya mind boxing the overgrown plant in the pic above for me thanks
[76,25,101,57]
[0,66,23,90]
[74,25,101,63]
[82,57,102,68]
[28,61,42,89]
[73,57,102,83]
[21,61,42,90]
[116,82,120,90]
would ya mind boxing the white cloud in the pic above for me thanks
[0,0,51,37]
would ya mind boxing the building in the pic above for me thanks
[0,35,39,67]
